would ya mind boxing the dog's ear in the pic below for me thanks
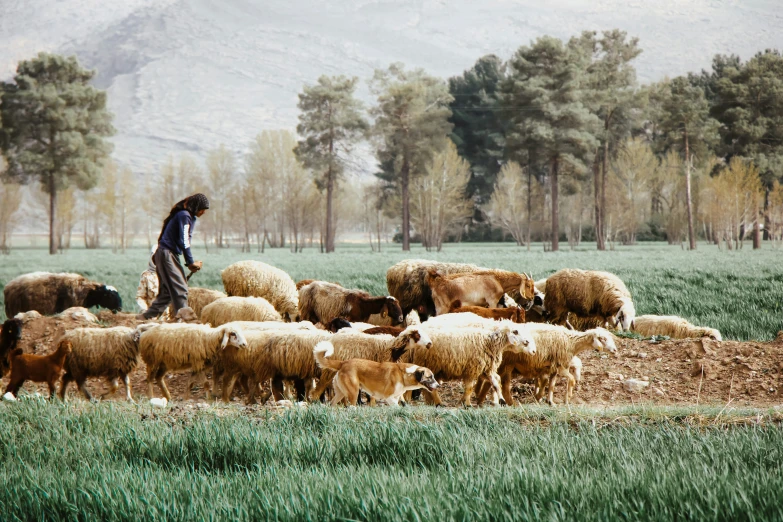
[405,365,418,374]
[414,369,425,382]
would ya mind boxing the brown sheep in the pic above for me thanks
[544,269,636,331]
[5,339,72,399]
[298,281,404,326]
[448,300,525,323]
[4,272,122,317]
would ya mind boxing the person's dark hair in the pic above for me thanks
[157,193,210,243]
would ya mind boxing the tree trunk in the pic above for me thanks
[48,174,57,255]
[401,159,411,251]
[753,217,761,249]
[526,167,532,252]
[551,156,559,252]
[684,128,696,250]
[326,169,334,253]
[601,140,609,250]
[593,154,604,250]
[763,187,771,241]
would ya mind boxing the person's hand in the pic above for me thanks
[188,261,203,272]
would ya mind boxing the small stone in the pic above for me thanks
[656,358,662,363]
[623,378,650,393]
[637,352,648,359]
[641,375,650,381]
[653,387,665,397]
[607,372,624,381]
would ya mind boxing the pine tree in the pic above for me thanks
[0,53,114,254]
[295,76,368,253]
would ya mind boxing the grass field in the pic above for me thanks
[1,241,781,340]
[1,400,782,521]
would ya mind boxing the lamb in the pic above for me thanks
[448,300,525,323]
[306,326,433,401]
[405,321,536,407]
[631,315,722,341]
[200,296,282,326]
[4,339,72,399]
[0,318,23,377]
[3,272,122,317]
[386,259,483,319]
[221,260,299,321]
[298,281,404,326]
[187,287,227,319]
[58,325,150,402]
[477,324,616,406]
[543,269,635,331]
[139,323,248,401]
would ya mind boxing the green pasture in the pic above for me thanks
[1,242,781,340]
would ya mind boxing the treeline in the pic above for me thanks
[1,32,782,254]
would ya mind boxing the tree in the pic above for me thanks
[371,63,454,251]
[205,145,237,248]
[448,55,506,204]
[409,141,472,251]
[703,158,762,250]
[658,76,719,250]
[295,75,368,253]
[502,37,601,251]
[489,161,531,247]
[576,30,642,250]
[0,53,114,254]
[609,137,658,244]
[0,179,22,253]
[116,167,136,252]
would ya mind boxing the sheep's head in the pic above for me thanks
[382,297,404,326]
[282,301,300,323]
[406,365,439,391]
[496,321,536,355]
[404,327,432,349]
[85,285,123,313]
[589,328,617,354]
[702,328,722,342]
[614,298,636,331]
[220,327,248,350]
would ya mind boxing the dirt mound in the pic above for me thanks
[5,314,783,407]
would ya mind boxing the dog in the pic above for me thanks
[313,341,438,406]
[5,339,72,399]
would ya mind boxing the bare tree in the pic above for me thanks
[490,161,533,247]
[0,178,22,253]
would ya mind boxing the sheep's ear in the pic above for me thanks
[221,330,229,349]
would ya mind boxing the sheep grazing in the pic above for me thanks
[4,339,72,399]
[298,281,404,326]
[543,269,635,331]
[448,300,525,323]
[200,296,282,326]
[3,272,122,317]
[221,260,299,321]
[386,259,482,319]
[631,315,722,341]
[307,326,433,401]
[187,287,227,319]
[407,321,536,407]
[0,318,23,377]
[139,323,247,401]
[478,324,616,406]
[59,325,149,402]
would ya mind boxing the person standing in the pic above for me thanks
[138,194,209,320]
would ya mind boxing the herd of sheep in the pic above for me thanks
[0,259,723,407]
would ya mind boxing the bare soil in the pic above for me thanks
[6,313,783,408]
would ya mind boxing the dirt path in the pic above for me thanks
[6,312,783,407]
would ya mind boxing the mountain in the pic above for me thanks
[2,0,781,173]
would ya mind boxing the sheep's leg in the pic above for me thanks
[474,377,490,404]
[223,373,239,403]
[156,369,171,402]
[100,378,119,400]
[293,379,307,402]
[146,367,157,399]
[461,379,477,407]
[245,377,258,405]
[565,372,576,404]
[59,373,72,400]
[546,374,557,406]
[271,377,285,401]
[123,375,134,403]
[501,373,514,406]
[487,373,505,406]
[78,379,94,401]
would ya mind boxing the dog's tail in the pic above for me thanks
[313,341,342,371]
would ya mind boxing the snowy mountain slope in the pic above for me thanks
[1,0,781,172]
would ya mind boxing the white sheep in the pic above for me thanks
[139,323,247,401]
[59,325,149,402]
[200,296,282,326]
[631,315,722,341]
[221,260,299,321]
[407,321,536,407]
[187,287,227,319]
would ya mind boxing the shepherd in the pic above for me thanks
[137,194,209,320]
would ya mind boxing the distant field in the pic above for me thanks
[1,242,781,340]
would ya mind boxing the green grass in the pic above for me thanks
[2,241,782,340]
[0,400,782,521]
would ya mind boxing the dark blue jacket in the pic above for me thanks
[159,210,196,265]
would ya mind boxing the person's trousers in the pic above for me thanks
[143,248,188,319]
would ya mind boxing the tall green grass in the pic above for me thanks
[1,242,781,340]
[0,401,781,521]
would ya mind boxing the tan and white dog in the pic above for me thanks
[313,341,439,406]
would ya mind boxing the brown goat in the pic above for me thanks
[5,339,72,399]
[426,270,506,316]
[0,318,23,377]
[448,301,525,323]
